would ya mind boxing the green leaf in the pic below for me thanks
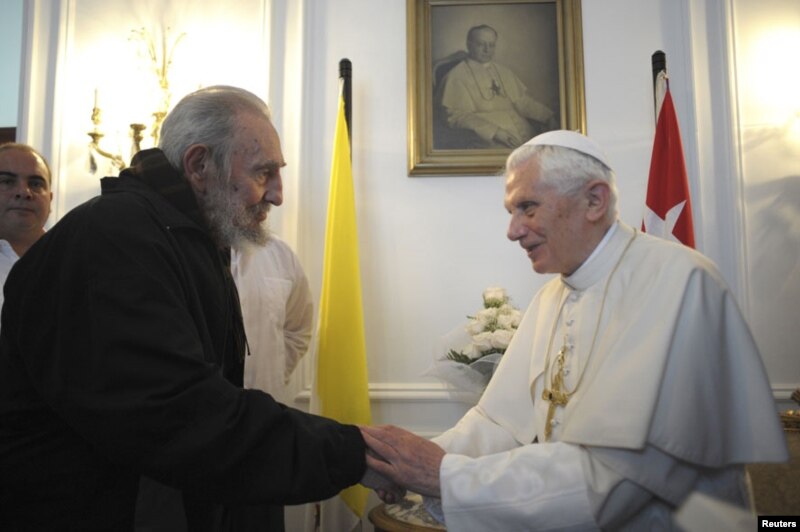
[446,349,474,364]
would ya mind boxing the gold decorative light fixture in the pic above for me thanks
[88,27,186,174]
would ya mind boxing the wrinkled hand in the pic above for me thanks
[360,425,445,498]
[360,457,406,504]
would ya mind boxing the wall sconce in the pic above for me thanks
[88,27,186,174]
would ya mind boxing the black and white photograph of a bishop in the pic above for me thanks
[430,2,560,150]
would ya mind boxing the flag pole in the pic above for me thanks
[651,50,667,120]
[339,58,352,148]
[643,50,696,248]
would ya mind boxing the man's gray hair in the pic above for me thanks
[505,143,619,219]
[159,85,272,181]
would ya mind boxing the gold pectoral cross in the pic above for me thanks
[542,342,569,441]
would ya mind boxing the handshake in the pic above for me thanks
[357,425,446,504]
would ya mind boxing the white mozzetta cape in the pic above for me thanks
[481,222,785,462]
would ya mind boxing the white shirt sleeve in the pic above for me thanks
[436,442,711,531]
[432,406,520,457]
[438,442,596,531]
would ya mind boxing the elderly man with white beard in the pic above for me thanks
[0,86,371,532]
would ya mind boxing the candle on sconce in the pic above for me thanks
[87,26,187,170]
[90,87,102,130]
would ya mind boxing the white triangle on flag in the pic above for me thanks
[643,200,686,244]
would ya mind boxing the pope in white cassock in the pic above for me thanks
[361,130,788,530]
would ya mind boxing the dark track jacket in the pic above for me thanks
[0,149,365,530]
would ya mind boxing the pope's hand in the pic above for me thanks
[359,425,445,498]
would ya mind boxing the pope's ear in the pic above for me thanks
[585,180,611,222]
[183,144,210,193]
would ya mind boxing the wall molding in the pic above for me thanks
[294,381,461,404]
[773,384,800,401]
[296,379,795,398]
[294,380,795,409]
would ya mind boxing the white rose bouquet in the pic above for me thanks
[425,286,522,403]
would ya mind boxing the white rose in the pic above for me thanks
[476,307,499,323]
[472,331,494,351]
[461,342,481,360]
[497,303,520,321]
[465,316,485,336]
[466,308,497,335]
[490,328,514,349]
[483,286,508,307]
[508,309,522,328]
[496,313,516,330]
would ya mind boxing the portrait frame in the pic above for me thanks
[407,0,585,176]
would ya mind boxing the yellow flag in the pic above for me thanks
[316,87,371,517]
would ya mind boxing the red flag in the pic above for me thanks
[642,87,695,248]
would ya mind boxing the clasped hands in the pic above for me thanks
[358,425,445,504]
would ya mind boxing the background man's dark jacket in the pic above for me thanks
[0,150,365,530]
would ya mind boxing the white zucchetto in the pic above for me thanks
[523,130,612,170]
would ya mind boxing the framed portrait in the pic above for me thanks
[407,0,585,176]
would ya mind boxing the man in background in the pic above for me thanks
[233,237,313,406]
[0,143,52,310]
[362,130,787,530]
[439,24,557,149]
[0,86,370,531]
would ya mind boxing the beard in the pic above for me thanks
[198,180,271,248]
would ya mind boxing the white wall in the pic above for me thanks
[0,0,23,126]
[732,0,800,393]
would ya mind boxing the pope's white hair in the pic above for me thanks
[505,143,619,220]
